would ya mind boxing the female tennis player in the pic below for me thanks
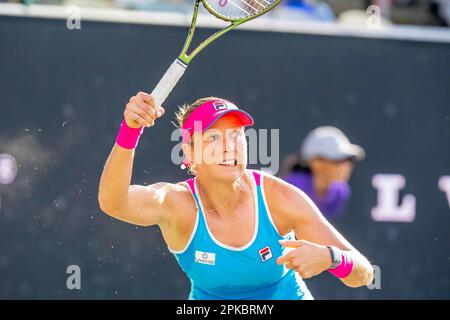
[98,92,374,300]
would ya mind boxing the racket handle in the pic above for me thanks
[151,59,187,106]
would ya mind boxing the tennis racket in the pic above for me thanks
[150,0,281,107]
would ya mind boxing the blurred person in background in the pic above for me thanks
[280,126,365,221]
[272,0,336,22]
[368,0,393,19]
[338,0,393,27]
[429,0,450,26]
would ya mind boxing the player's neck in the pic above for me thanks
[196,174,248,218]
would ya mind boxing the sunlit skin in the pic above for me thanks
[181,114,255,245]
[98,92,374,289]
[183,114,248,183]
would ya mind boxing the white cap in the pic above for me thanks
[300,126,365,164]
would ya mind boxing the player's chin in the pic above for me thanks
[216,162,246,179]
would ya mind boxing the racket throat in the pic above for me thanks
[178,0,201,64]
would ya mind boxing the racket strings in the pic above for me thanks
[247,0,270,12]
[240,1,261,15]
[206,0,277,20]
[227,0,252,16]
[236,0,273,15]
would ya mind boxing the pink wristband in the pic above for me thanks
[116,119,144,149]
[328,252,353,278]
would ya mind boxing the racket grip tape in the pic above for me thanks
[151,59,187,106]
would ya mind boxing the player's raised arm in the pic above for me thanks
[98,92,171,227]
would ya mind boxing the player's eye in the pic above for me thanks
[207,134,219,142]
[231,130,242,138]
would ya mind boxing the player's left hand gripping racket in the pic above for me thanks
[150,0,281,107]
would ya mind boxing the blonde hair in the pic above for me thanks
[175,96,219,128]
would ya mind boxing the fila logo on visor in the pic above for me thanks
[259,246,272,262]
[212,101,228,111]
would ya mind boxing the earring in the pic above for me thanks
[188,164,197,176]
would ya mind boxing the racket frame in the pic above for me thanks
[178,0,281,65]
[150,0,280,106]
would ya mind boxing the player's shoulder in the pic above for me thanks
[256,170,294,196]
[251,170,307,235]
[134,181,194,215]
[172,180,199,211]
[145,180,194,204]
[257,170,310,212]
[164,180,198,228]
[143,180,197,223]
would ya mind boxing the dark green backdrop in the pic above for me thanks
[0,15,449,299]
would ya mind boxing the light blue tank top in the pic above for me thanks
[168,170,313,300]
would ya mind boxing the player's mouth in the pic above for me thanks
[219,159,237,167]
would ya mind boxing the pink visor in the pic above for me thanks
[181,98,254,144]
[180,98,254,169]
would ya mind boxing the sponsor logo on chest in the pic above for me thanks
[195,250,216,265]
